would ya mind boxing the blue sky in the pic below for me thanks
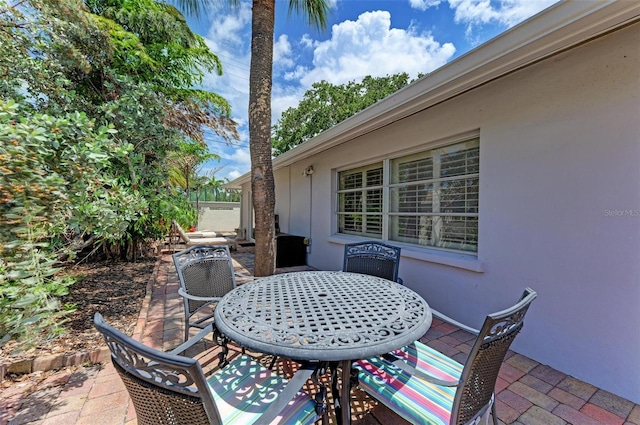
[182,0,559,181]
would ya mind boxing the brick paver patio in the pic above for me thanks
[2,247,638,424]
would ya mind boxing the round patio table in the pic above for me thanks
[214,270,432,424]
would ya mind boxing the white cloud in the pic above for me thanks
[273,34,294,69]
[199,3,252,170]
[271,86,307,125]
[409,0,442,11]
[448,0,558,28]
[300,34,316,49]
[283,65,308,82]
[291,10,455,87]
[204,2,252,47]
[226,169,242,180]
[211,146,252,181]
[222,146,251,165]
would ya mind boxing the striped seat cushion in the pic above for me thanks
[393,341,463,382]
[354,341,463,425]
[208,355,318,425]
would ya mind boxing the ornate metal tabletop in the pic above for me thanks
[214,271,432,362]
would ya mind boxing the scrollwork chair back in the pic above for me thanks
[343,241,402,283]
[94,313,220,425]
[94,313,320,425]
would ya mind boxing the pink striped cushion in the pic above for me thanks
[394,341,463,382]
[354,342,463,425]
[207,355,317,425]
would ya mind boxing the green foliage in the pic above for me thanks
[165,191,198,230]
[0,100,142,346]
[0,218,75,347]
[87,0,221,87]
[0,100,139,241]
[167,139,221,192]
[272,73,415,155]
[84,0,237,143]
[0,0,235,348]
[287,0,330,30]
[189,176,240,202]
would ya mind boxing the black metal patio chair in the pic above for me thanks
[343,240,403,283]
[354,288,537,425]
[94,313,320,425]
[172,245,240,342]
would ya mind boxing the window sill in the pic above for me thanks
[328,235,484,273]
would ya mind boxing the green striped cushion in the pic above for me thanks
[354,342,463,425]
[207,355,318,425]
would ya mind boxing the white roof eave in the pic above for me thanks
[227,0,640,189]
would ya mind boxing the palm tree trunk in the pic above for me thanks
[249,0,276,276]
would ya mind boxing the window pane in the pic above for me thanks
[391,154,433,184]
[364,214,383,237]
[366,189,383,212]
[339,214,362,234]
[338,214,382,237]
[438,139,479,178]
[439,178,479,214]
[338,192,362,213]
[339,163,382,190]
[390,215,477,252]
[439,216,478,252]
[340,171,362,190]
[366,167,383,187]
[337,163,383,239]
[390,184,433,213]
[390,216,432,242]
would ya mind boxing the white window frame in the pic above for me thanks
[335,135,480,257]
[336,162,384,238]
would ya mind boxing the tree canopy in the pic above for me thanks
[272,73,419,155]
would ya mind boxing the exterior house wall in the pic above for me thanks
[238,185,253,239]
[274,165,313,238]
[265,23,640,403]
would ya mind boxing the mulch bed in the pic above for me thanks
[0,257,157,372]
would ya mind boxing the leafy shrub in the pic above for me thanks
[0,100,139,347]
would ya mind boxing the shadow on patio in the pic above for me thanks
[6,246,636,425]
[173,246,639,425]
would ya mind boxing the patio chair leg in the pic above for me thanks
[315,385,329,425]
[328,363,345,425]
[268,355,278,370]
[212,328,229,367]
[491,397,498,425]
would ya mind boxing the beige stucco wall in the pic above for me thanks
[195,202,240,232]
[241,22,640,403]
